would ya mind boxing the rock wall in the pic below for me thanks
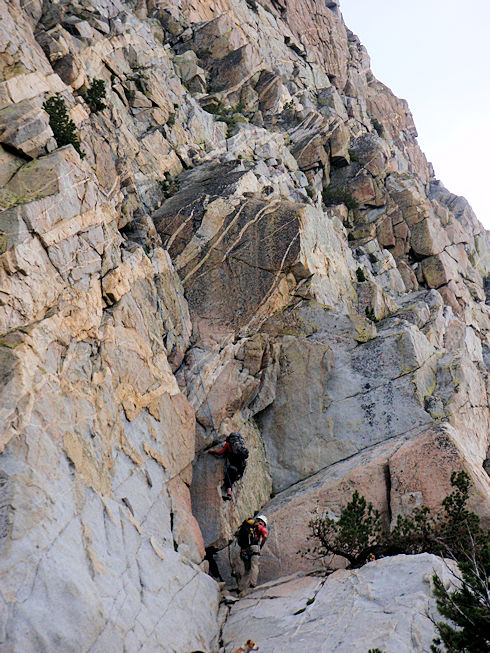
[0,0,488,651]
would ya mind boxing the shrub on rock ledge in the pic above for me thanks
[82,78,106,113]
[307,471,488,569]
[43,94,85,158]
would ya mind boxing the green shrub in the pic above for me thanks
[307,471,487,570]
[322,186,359,210]
[82,78,106,113]
[365,306,377,323]
[391,472,486,560]
[356,267,367,282]
[205,101,246,136]
[43,94,85,158]
[431,540,490,652]
[308,490,383,567]
[372,118,384,137]
[160,172,180,199]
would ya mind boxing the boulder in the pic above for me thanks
[222,554,458,653]
[195,359,259,429]
[376,214,395,248]
[291,132,328,171]
[349,133,389,178]
[329,122,350,167]
[397,259,419,291]
[0,99,53,158]
[254,70,284,114]
[52,54,85,89]
[421,251,458,288]
[208,45,261,94]
[174,51,207,94]
[410,215,450,257]
[182,14,245,61]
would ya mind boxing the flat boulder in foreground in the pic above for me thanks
[222,553,457,653]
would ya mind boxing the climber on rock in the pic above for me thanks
[208,432,249,500]
[236,514,268,592]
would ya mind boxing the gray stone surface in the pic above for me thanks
[257,304,436,492]
[222,554,458,653]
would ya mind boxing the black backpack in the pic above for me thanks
[227,433,249,469]
[236,518,259,549]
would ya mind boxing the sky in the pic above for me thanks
[339,0,490,230]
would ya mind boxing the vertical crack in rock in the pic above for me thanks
[384,461,393,524]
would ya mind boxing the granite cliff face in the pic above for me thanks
[0,0,488,651]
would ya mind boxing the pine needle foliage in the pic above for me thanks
[430,481,490,652]
[309,491,383,566]
[307,471,487,569]
[43,94,85,158]
[83,78,106,113]
[430,544,490,653]
[309,472,490,651]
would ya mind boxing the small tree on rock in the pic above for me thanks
[430,501,490,652]
[430,546,490,653]
[309,491,384,567]
[307,471,487,569]
[82,79,106,113]
[43,94,85,158]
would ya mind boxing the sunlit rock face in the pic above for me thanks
[0,0,488,651]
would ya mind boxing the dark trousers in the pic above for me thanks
[223,464,242,490]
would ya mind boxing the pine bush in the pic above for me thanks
[43,94,85,158]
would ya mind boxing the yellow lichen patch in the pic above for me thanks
[350,312,377,342]
[2,64,26,80]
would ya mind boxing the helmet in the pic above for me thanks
[256,514,268,526]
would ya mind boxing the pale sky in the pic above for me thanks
[339,0,490,230]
